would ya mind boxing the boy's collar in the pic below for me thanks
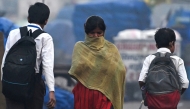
[27,23,42,30]
[157,48,171,53]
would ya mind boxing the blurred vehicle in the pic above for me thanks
[72,0,151,43]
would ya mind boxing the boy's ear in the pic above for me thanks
[169,41,174,47]
[172,41,174,45]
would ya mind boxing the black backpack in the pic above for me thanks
[2,26,44,102]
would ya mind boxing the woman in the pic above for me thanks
[68,15,126,109]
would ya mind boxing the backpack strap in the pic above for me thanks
[149,52,178,71]
[19,26,45,79]
[148,52,160,69]
[166,52,181,90]
[32,29,45,78]
[149,52,171,70]
[32,29,45,39]
[165,52,177,70]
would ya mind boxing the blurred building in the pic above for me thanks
[0,0,89,24]
[18,0,65,22]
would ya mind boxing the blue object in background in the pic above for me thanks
[72,0,151,43]
[43,86,74,109]
[167,8,190,40]
[56,5,74,21]
[0,17,18,47]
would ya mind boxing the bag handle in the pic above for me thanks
[19,26,45,39]
[19,26,28,37]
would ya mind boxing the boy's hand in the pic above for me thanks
[47,91,56,109]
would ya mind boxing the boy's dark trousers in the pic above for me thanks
[5,78,45,109]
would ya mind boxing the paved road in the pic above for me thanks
[123,100,190,109]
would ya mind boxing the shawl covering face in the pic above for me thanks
[69,36,126,109]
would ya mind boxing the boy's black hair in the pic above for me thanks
[84,15,106,34]
[154,28,176,48]
[28,2,50,25]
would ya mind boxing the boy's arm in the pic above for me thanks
[138,56,151,89]
[177,59,189,95]
[41,34,56,108]
[42,35,55,92]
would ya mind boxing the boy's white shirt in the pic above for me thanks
[1,23,55,92]
[138,47,189,88]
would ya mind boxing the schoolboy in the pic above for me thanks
[138,28,189,109]
[1,2,56,109]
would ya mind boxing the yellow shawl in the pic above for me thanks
[69,36,126,109]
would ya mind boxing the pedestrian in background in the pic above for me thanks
[68,15,126,109]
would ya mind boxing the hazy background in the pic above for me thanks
[0,0,190,109]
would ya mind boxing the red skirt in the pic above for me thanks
[72,82,112,109]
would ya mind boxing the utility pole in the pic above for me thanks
[42,0,45,3]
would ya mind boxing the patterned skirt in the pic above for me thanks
[72,82,112,109]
